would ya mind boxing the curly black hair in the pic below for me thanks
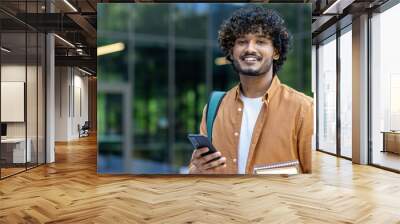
[218,6,292,75]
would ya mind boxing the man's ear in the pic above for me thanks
[227,53,233,62]
[273,49,280,60]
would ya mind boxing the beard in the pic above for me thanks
[231,56,273,77]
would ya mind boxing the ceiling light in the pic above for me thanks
[323,0,341,14]
[78,67,92,76]
[322,0,354,15]
[97,42,125,56]
[1,47,11,53]
[63,0,78,12]
[54,34,75,48]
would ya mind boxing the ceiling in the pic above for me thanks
[0,0,97,74]
[0,0,394,75]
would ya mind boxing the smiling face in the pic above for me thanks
[231,32,279,77]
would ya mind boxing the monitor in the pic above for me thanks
[1,123,7,137]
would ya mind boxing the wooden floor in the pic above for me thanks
[0,167,26,178]
[1,135,400,223]
[1,163,45,178]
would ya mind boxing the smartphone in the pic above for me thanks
[187,134,221,160]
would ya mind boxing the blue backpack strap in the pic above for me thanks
[206,91,226,143]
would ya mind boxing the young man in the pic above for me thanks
[189,6,313,174]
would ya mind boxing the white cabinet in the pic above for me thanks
[1,138,32,163]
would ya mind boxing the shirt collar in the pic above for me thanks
[234,75,281,103]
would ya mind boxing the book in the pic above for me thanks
[253,160,300,175]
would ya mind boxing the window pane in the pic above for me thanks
[318,36,337,154]
[97,92,125,173]
[1,30,27,177]
[340,28,352,158]
[175,4,207,39]
[134,4,169,37]
[174,48,207,173]
[27,31,38,169]
[97,37,129,82]
[98,3,131,32]
[132,46,170,173]
[371,4,400,171]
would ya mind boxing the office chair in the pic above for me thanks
[79,121,90,138]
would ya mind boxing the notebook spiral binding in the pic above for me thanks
[253,160,299,171]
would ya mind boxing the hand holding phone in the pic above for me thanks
[187,134,226,174]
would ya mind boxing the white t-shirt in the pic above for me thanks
[238,94,263,174]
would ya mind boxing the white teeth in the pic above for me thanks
[244,58,257,62]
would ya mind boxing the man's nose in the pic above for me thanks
[244,40,257,53]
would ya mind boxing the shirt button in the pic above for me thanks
[238,108,242,112]
[234,132,239,136]
[233,158,237,163]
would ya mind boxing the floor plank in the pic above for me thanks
[1,134,400,223]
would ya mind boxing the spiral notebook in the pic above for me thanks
[253,160,299,175]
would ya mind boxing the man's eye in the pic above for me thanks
[257,40,266,44]
[237,40,246,44]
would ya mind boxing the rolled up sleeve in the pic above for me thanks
[199,105,207,136]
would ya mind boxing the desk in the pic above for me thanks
[382,131,400,154]
[1,138,31,163]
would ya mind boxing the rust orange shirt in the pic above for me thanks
[191,76,313,174]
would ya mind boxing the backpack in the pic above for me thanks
[206,91,226,143]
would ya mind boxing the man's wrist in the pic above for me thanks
[189,164,199,174]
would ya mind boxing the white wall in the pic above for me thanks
[72,72,89,138]
[55,67,89,141]
[1,63,46,164]
[1,65,26,81]
[55,67,69,141]
[1,65,37,138]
